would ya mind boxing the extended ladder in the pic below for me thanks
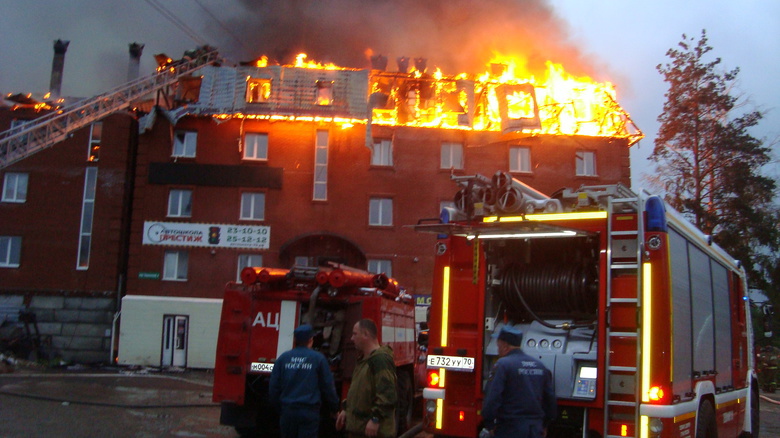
[603,191,644,438]
[0,49,220,169]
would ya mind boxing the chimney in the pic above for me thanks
[370,54,387,71]
[396,56,410,74]
[127,42,145,82]
[49,39,70,99]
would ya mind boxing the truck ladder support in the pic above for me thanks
[0,50,219,169]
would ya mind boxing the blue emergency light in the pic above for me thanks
[645,196,667,232]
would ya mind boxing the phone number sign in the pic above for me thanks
[143,221,270,249]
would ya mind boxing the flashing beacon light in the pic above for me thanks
[648,386,665,402]
[427,370,440,387]
[645,196,667,232]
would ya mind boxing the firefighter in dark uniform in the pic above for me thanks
[481,326,557,438]
[269,324,340,438]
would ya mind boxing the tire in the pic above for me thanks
[750,386,760,438]
[695,399,717,438]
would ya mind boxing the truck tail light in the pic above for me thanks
[427,370,440,387]
[459,411,465,422]
[648,385,665,402]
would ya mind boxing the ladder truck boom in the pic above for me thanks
[0,48,220,169]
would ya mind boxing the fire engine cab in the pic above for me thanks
[415,172,758,438]
[212,264,420,437]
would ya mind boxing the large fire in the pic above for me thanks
[230,53,642,144]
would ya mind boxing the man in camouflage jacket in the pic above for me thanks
[336,319,397,438]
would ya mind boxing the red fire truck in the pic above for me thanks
[415,173,759,438]
[213,264,420,437]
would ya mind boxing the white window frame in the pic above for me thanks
[440,142,464,170]
[244,132,268,161]
[88,121,102,162]
[2,172,29,203]
[76,168,98,270]
[240,192,266,221]
[167,189,193,218]
[0,236,22,268]
[236,254,263,282]
[367,259,392,277]
[509,146,531,173]
[173,130,197,158]
[576,150,597,176]
[313,130,328,201]
[371,138,393,166]
[369,198,393,226]
[163,250,189,281]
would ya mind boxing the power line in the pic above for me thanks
[190,0,253,59]
[142,0,209,47]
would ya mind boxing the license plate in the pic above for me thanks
[426,354,475,371]
[250,362,274,373]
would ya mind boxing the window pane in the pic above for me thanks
[245,133,268,160]
[241,193,252,218]
[16,174,28,200]
[0,237,9,265]
[91,122,103,141]
[381,199,393,225]
[452,143,463,169]
[81,203,94,231]
[440,144,450,168]
[181,191,192,216]
[177,252,189,280]
[77,235,91,268]
[84,168,97,201]
[168,191,180,216]
[314,184,327,201]
[317,130,329,147]
[164,251,178,279]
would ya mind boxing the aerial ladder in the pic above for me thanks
[0,48,220,169]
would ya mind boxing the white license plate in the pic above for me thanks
[426,354,475,371]
[250,362,274,373]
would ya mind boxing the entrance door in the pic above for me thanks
[162,315,188,367]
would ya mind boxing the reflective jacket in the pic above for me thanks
[268,346,339,412]
[345,345,397,437]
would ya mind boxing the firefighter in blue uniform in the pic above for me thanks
[269,324,340,438]
[481,326,557,438]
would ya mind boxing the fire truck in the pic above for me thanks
[212,264,421,437]
[415,173,759,438]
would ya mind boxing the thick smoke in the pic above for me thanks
[223,0,596,77]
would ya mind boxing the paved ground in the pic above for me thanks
[0,366,778,437]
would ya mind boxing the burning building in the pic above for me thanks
[117,53,641,367]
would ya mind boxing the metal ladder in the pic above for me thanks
[0,49,220,169]
[603,191,644,438]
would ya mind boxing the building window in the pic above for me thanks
[241,192,265,221]
[163,250,189,281]
[77,168,98,269]
[168,189,193,218]
[2,172,28,203]
[237,254,263,282]
[294,256,312,267]
[576,151,597,176]
[173,131,197,158]
[244,133,268,161]
[246,78,271,103]
[509,146,531,173]
[441,142,463,169]
[0,236,22,268]
[313,130,328,201]
[88,122,102,162]
[367,259,392,277]
[371,138,393,166]
[316,80,334,106]
[369,198,393,226]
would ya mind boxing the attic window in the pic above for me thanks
[246,78,271,103]
[316,80,333,106]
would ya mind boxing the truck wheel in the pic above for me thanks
[396,370,414,434]
[695,400,716,438]
[750,385,760,438]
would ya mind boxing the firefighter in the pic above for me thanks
[481,326,557,438]
[336,319,397,438]
[269,324,340,438]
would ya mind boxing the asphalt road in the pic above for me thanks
[0,368,778,437]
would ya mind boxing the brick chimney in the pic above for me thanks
[127,42,145,82]
[49,39,70,98]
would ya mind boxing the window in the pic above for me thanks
[246,78,271,103]
[316,80,333,106]
[173,131,197,158]
[2,172,28,203]
[441,142,463,169]
[77,168,98,269]
[369,198,393,226]
[168,189,192,217]
[509,146,531,173]
[241,192,265,221]
[237,254,263,282]
[367,259,392,277]
[244,133,268,161]
[163,250,189,281]
[576,151,597,176]
[88,122,102,162]
[371,139,393,166]
[313,130,329,201]
[0,236,21,268]
[294,256,312,267]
